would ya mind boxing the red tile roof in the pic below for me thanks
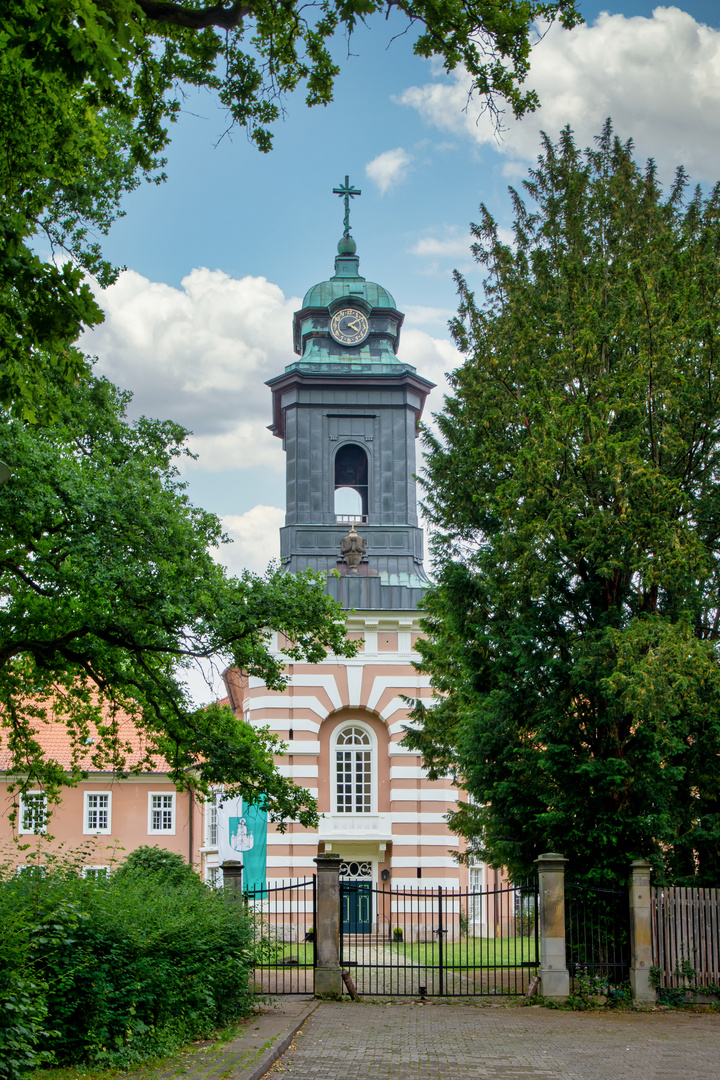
[0,708,172,774]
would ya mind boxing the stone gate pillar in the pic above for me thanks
[313,853,342,997]
[535,852,570,1000]
[221,860,243,899]
[629,859,655,1004]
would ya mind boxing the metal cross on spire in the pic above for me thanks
[333,175,361,238]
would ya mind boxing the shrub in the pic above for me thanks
[0,852,257,1074]
[114,844,202,887]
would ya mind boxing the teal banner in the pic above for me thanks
[235,798,267,892]
[218,795,267,891]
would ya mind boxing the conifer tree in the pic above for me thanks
[408,123,720,886]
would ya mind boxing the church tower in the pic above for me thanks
[218,182,473,910]
[266,180,434,610]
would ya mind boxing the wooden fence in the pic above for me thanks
[651,887,720,987]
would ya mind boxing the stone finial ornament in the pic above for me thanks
[340,524,366,572]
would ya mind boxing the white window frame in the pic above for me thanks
[205,865,221,888]
[18,791,47,835]
[82,865,110,880]
[331,720,377,815]
[205,793,218,849]
[468,861,485,926]
[83,791,112,835]
[16,864,46,879]
[147,791,176,835]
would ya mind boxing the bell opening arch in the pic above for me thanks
[334,442,369,523]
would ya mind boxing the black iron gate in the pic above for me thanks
[565,883,630,988]
[340,881,538,997]
[245,877,316,994]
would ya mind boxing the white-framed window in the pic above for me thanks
[205,866,221,888]
[468,861,485,925]
[83,792,112,834]
[16,864,46,879]
[205,795,218,848]
[333,723,375,814]
[18,792,47,834]
[148,792,176,834]
[82,866,109,880]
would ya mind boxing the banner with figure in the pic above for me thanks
[217,795,267,891]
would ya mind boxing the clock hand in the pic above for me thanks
[347,318,362,332]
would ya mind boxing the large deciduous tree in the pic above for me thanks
[1,0,581,417]
[407,123,720,886]
[0,376,355,824]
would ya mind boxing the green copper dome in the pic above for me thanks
[290,233,409,373]
[302,239,397,310]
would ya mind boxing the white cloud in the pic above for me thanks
[365,148,413,194]
[400,328,463,417]
[216,505,285,577]
[403,304,456,327]
[84,267,300,473]
[409,229,471,259]
[399,7,720,182]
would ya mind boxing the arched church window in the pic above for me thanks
[335,725,373,813]
[334,443,368,523]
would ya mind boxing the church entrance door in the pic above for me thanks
[340,859,373,934]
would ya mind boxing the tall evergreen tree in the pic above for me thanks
[408,123,720,886]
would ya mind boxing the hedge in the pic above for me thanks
[0,848,257,1078]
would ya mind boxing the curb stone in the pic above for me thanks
[128,997,320,1080]
[236,998,320,1080]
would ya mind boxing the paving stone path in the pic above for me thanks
[127,997,317,1080]
[266,1001,720,1080]
[338,943,532,997]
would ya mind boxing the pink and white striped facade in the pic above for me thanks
[211,610,473,893]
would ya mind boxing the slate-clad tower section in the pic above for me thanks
[266,236,435,610]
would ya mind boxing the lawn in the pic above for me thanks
[260,941,315,967]
[385,936,538,967]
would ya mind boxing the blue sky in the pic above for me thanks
[82,1,720,593]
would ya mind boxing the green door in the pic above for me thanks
[342,881,372,934]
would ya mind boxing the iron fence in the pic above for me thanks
[565,883,630,988]
[244,877,316,994]
[340,881,538,997]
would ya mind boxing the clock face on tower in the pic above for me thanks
[329,307,370,346]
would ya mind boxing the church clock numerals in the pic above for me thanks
[330,307,370,346]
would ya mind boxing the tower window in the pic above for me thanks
[334,443,368,523]
[335,725,373,813]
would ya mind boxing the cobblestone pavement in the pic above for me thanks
[266,1001,720,1080]
[128,997,317,1080]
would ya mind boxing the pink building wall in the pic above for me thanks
[210,609,475,896]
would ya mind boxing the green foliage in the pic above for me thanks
[649,954,720,1005]
[409,121,720,887]
[0,375,355,822]
[0,0,581,417]
[568,965,610,1009]
[114,846,200,887]
[567,964,630,1009]
[0,975,54,1080]
[0,852,257,1074]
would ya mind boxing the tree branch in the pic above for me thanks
[135,0,253,30]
